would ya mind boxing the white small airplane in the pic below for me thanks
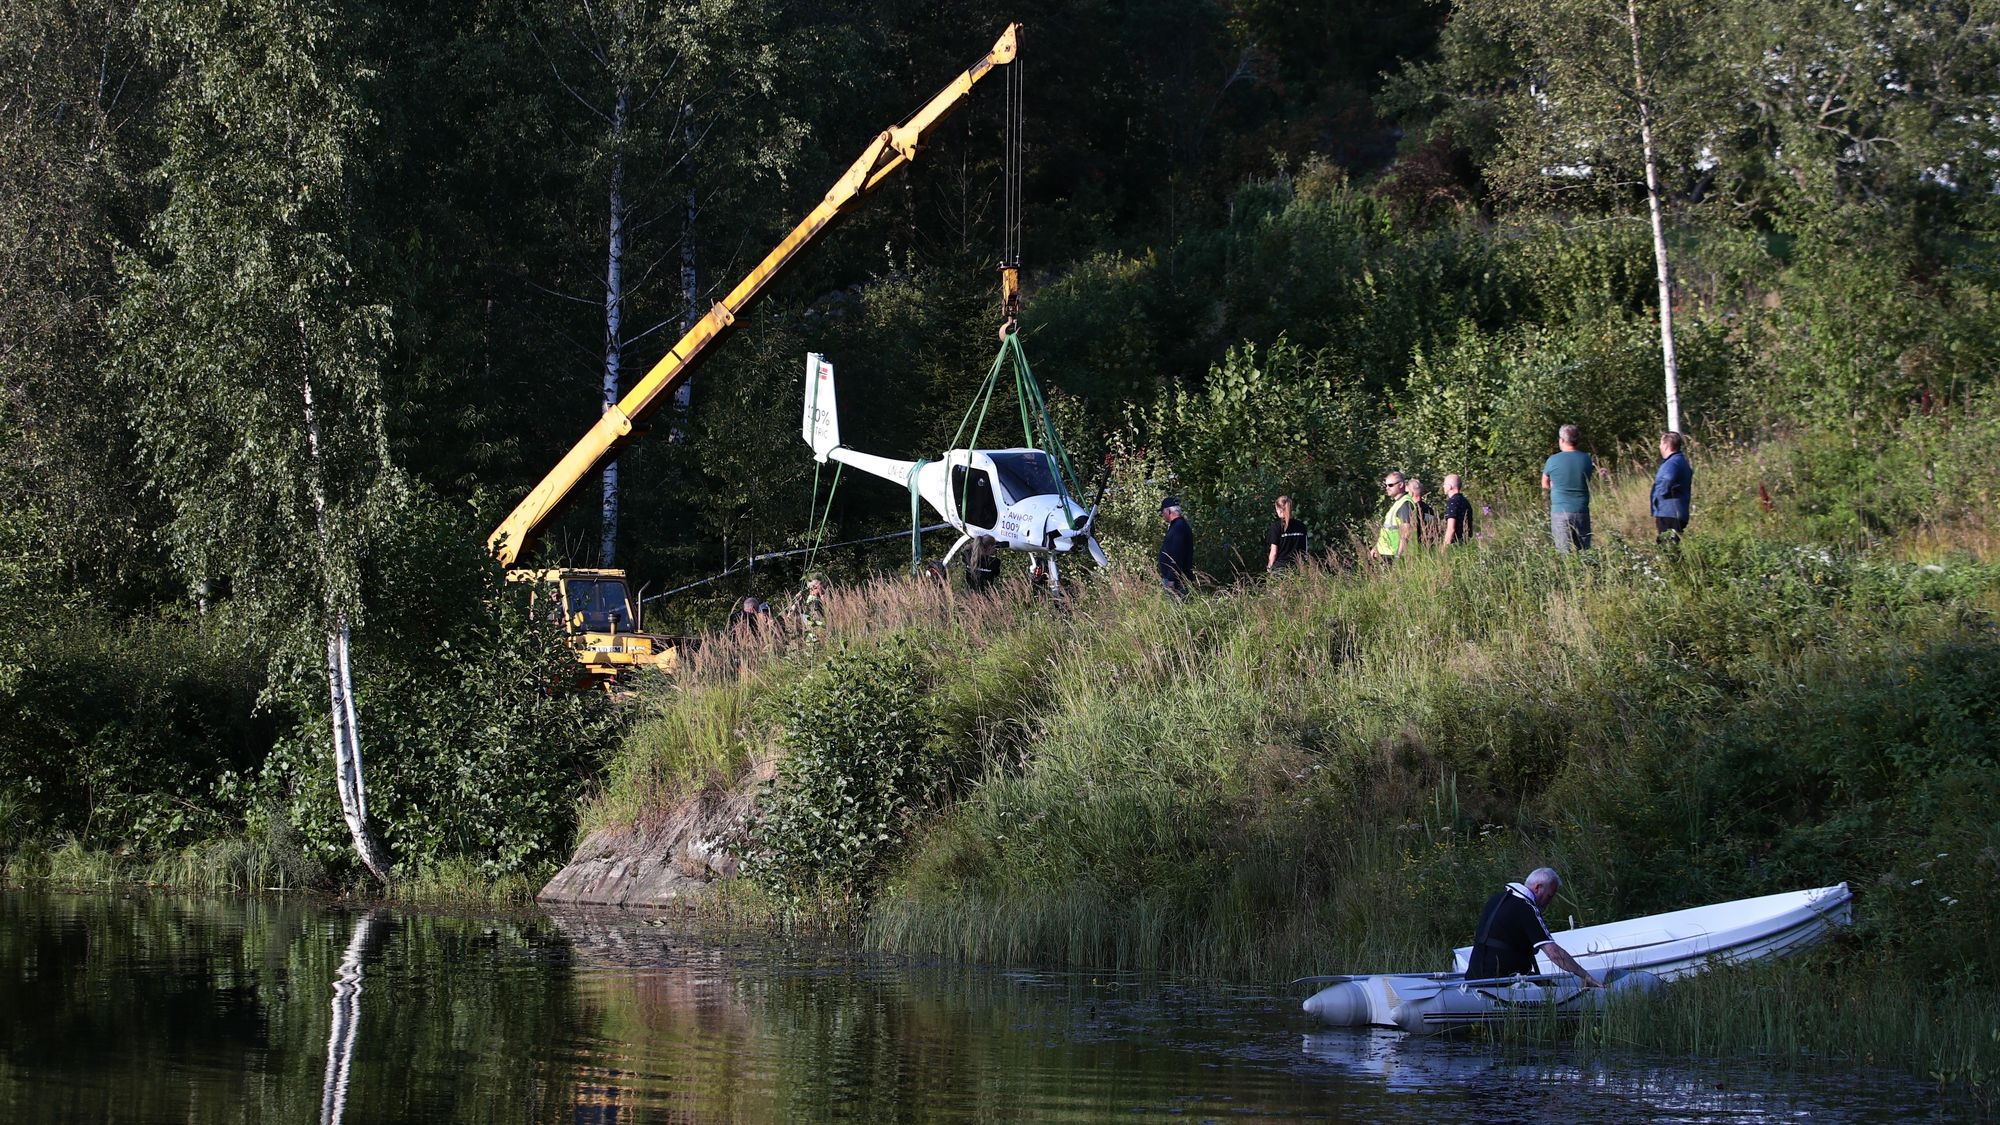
[802,352,1107,587]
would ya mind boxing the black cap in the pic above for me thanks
[1160,496,1181,512]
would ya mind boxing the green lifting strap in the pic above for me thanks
[907,459,931,572]
[924,333,1092,573]
[803,460,844,576]
[940,343,1011,544]
[997,332,1086,528]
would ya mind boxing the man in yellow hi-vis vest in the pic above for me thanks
[1370,471,1417,563]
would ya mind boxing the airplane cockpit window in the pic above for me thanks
[950,465,1001,529]
[989,452,1062,503]
[564,579,635,633]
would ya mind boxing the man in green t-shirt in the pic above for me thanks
[1541,424,1595,553]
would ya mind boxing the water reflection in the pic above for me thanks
[319,908,385,1125]
[0,891,1962,1123]
[1297,1031,1906,1123]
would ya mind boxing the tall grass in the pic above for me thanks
[7,828,325,895]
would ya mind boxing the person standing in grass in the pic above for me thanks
[966,534,1003,591]
[1266,495,1309,572]
[1651,431,1693,543]
[1158,496,1194,597]
[797,576,828,644]
[1541,424,1595,553]
[1441,474,1474,548]
[1406,477,1439,549]
[1370,472,1417,564]
[729,597,766,638]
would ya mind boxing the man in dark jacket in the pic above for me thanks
[1651,431,1694,543]
[1467,867,1602,986]
[1158,496,1194,597]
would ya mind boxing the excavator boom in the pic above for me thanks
[489,24,1020,565]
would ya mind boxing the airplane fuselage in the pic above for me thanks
[803,354,1105,578]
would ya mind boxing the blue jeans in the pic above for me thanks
[1551,510,1592,553]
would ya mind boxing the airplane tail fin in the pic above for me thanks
[802,353,841,462]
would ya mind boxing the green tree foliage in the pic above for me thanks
[1711,0,2000,212]
[1202,165,1514,382]
[0,1,162,606]
[1393,311,1738,480]
[116,0,399,634]
[1422,0,1726,208]
[114,0,406,878]
[1102,338,1376,573]
[1752,209,2000,428]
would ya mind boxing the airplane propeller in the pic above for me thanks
[1077,471,1110,566]
[1052,474,1109,567]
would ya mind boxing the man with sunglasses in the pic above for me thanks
[1369,472,1417,564]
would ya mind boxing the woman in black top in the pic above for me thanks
[1266,495,1309,571]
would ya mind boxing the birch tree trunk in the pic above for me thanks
[671,185,697,430]
[669,101,699,442]
[1628,0,1683,433]
[601,85,630,568]
[301,365,393,885]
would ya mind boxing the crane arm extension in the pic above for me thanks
[489,23,1020,565]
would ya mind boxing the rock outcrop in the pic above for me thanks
[538,777,759,907]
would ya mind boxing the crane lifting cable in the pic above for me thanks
[999,30,1024,327]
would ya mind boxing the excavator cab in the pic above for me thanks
[561,574,635,632]
[508,567,678,686]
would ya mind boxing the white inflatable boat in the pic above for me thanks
[1300,883,1853,1034]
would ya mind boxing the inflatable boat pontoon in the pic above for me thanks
[1299,883,1852,1034]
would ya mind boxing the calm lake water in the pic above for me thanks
[0,889,1963,1123]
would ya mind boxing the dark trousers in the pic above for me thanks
[1551,510,1592,553]
[1655,515,1689,543]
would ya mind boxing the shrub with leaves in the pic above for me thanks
[1099,337,1378,576]
[743,636,943,908]
[1391,311,1737,481]
[0,613,267,853]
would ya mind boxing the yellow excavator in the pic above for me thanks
[490,24,1021,686]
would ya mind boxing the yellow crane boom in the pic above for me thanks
[489,23,1020,566]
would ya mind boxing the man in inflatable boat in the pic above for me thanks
[1470,867,1603,987]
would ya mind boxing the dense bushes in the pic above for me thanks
[1,497,617,886]
[1758,389,2000,547]
[0,613,267,853]
[1753,207,2000,430]
[248,501,619,881]
[741,636,946,908]
[1391,311,1740,481]
[1095,337,1379,574]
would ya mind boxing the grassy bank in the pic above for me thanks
[591,428,2000,1091]
[2,835,547,909]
